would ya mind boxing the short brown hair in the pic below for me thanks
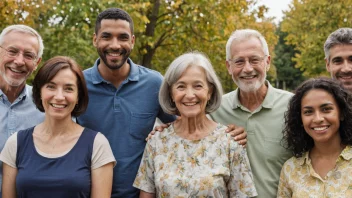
[32,56,88,117]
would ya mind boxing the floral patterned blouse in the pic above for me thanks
[277,146,352,198]
[133,123,257,197]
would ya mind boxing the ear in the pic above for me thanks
[265,55,271,71]
[34,57,42,70]
[93,33,97,48]
[226,61,232,75]
[325,58,331,72]
[131,35,135,49]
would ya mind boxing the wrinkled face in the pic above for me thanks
[326,44,352,92]
[226,37,270,93]
[93,19,135,70]
[41,68,78,120]
[171,66,212,119]
[301,89,341,144]
[0,31,41,87]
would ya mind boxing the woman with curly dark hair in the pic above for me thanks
[277,77,352,197]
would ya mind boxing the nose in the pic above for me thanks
[54,88,65,100]
[185,87,195,97]
[110,38,121,49]
[242,60,254,72]
[13,53,25,66]
[313,112,324,123]
[341,60,352,72]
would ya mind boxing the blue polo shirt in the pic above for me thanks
[77,58,176,198]
[0,85,45,194]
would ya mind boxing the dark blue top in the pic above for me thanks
[77,58,176,197]
[16,127,97,198]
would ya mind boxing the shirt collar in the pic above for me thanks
[231,80,275,109]
[0,84,28,102]
[298,146,352,166]
[91,58,139,84]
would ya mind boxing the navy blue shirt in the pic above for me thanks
[77,58,176,197]
[16,127,97,197]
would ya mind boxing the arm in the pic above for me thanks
[2,163,17,198]
[277,164,292,198]
[228,140,257,197]
[140,190,155,198]
[91,162,114,198]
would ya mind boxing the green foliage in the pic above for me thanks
[281,0,352,77]
[1,0,278,93]
[270,24,305,91]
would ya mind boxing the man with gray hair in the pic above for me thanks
[0,24,45,195]
[210,29,293,198]
[325,27,352,92]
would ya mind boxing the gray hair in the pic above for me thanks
[159,51,223,115]
[324,28,352,61]
[0,24,44,59]
[226,29,269,60]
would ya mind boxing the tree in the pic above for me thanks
[281,0,352,77]
[1,0,278,92]
[271,23,305,91]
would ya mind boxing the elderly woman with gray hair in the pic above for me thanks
[133,52,257,197]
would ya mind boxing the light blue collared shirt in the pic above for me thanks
[0,85,44,192]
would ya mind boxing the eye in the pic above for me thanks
[194,84,203,89]
[250,57,261,64]
[65,87,74,91]
[24,53,36,60]
[332,58,343,64]
[175,84,185,90]
[7,48,18,56]
[45,84,55,89]
[322,107,333,112]
[302,109,312,115]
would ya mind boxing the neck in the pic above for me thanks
[0,77,26,103]
[41,115,77,136]
[98,59,130,88]
[311,138,345,158]
[174,114,217,140]
[238,83,268,112]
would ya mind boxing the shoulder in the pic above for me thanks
[282,155,303,172]
[134,64,163,82]
[219,90,236,108]
[271,86,294,99]
[93,132,109,145]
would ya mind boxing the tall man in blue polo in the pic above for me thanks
[0,24,45,196]
[77,8,175,197]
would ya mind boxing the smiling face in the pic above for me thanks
[326,44,352,92]
[301,89,341,144]
[0,31,41,87]
[93,19,135,71]
[171,65,212,119]
[41,68,78,120]
[226,37,270,93]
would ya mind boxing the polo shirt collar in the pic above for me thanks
[91,58,139,85]
[231,80,275,109]
[0,84,28,102]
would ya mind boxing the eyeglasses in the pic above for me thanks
[228,56,267,68]
[0,46,38,62]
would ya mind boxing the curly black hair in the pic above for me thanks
[282,77,352,157]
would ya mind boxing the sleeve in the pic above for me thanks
[0,132,18,168]
[91,133,116,169]
[277,162,292,198]
[133,138,156,193]
[228,140,258,198]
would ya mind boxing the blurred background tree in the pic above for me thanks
[1,0,283,93]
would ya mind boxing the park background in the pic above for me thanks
[1,0,351,93]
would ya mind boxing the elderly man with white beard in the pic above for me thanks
[209,29,293,198]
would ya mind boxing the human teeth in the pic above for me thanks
[184,103,197,106]
[51,104,66,108]
[108,52,122,57]
[242,76,254,79]
[9,68,23,73]
[313,126,328,131]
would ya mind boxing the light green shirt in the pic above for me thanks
[210,82,293,198]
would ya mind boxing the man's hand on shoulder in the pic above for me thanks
[225,124,247,147]
[145,123,172,141]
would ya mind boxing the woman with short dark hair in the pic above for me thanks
[0,56,116,198]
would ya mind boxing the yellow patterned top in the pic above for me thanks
[133,123,257,197]
[277,146,352,198]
